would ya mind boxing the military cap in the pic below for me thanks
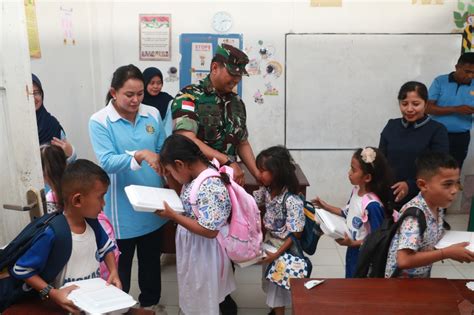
[214,44,249,76]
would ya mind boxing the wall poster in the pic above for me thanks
[139,14,171,61]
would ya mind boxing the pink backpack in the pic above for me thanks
[189,161,263,263]
[98,212,120,280]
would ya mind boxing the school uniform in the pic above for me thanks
[384,193,445,278]
[253,187,305,308]
[176,175,235,315]
[341,187,385,278]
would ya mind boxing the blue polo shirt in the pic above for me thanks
[428,72,474,133]
[89,102,167,239]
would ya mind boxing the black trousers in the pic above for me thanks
[117,227,163,307]
[448,131,471,169]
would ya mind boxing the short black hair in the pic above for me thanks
[457,52,474,65]
[398,81,428,103]
[61,159,110,203]
[415,151,459,179]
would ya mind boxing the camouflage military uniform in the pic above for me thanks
[171,75,248,157]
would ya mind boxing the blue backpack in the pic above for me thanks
[0,212,104,312]
[283,193,323,255]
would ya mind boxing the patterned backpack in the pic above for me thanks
[189,161,263,263]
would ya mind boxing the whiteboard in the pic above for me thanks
[285,33,461,150]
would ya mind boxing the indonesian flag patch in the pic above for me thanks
[182,100,195,112]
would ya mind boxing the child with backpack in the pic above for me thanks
[1,160,120,313]
[312,147,393,278]
[154,134,237,315]
[253,146,305,315]
[40,144,119,281]
[384,151,474,278]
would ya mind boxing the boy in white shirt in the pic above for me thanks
[10,160,120,313]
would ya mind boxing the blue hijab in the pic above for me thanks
[142,67,173,120]
[32,74,63,144]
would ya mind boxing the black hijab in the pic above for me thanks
[142,67,173,120]
[32,74,63,144]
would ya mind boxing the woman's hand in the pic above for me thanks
[392,181,409,202]
[154,201,178,220]
[51,137,73,157]
[49,285,80,314]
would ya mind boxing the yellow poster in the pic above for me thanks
[311,0,342,7]
[24,0,41,58]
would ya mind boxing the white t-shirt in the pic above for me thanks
[54,222,101,287]
[344,186,370,241]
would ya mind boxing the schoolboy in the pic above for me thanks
[385,152,474,278]
[10,159,120,313]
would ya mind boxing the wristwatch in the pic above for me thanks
[223,155,236,166]
[39,284,54,300]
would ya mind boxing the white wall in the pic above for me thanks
[30,0,473,211]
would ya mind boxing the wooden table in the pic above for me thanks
[291,278,474,315]
[2,297,155,315]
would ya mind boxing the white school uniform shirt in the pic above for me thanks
[343,186,370,241]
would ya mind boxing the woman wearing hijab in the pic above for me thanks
[142,67,173,136]
[32,73,76,161]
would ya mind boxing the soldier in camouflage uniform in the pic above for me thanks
[172,44,260,186]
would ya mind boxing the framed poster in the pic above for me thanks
[139,14,171,61]
[179,33,243,95]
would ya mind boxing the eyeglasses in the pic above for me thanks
[32,91,42,97]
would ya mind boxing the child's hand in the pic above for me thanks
[135,150,162,174]
[106,270,122,289]
[51,137,73,158]
[155,201,177,220]
[392,181,409,202]
[261,251,279,265]
[444,242,474,263]
[49,285,80,314]
[311,196,328,210]
[336,233,354,247]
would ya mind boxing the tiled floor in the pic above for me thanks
[128,214,473,314]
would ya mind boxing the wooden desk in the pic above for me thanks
[291,278,474,315]
[3,297,154,315]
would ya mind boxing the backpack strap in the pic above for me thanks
[188,164,222,219]
[40,213,72,283]
[362,192,382,210]
[391,207,427,278]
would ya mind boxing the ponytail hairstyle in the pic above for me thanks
[40,144,67,208]
[354,147,394,216]
[256,145,298,194]
[160,134,230,184]
[106,64,145,105]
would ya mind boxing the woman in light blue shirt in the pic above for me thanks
[89,64,167,310]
